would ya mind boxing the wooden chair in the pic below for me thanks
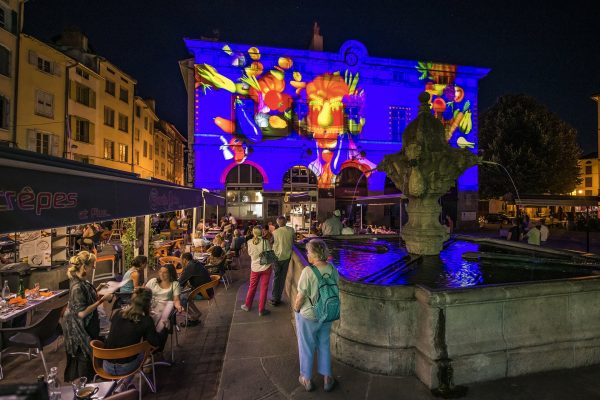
[90,340,155,400]
[93,254,116,283]
[173,239,184,251]
[183,275,220,335]
[154,245,170,258]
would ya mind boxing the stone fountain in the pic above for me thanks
[378,92,479,255]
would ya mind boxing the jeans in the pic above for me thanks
[244,268,272,313]
[271,258,291,302]
[295,312,332,379]
[102,353,144,376]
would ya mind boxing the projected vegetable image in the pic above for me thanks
[195,45,373,188]
[416,61,474,148]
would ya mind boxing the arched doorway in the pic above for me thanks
[282,166,318,230]
[226,164,264,221]
[335,166,368,198]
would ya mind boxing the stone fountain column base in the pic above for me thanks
[402,195,449,255]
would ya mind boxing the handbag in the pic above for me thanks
[259,238,278,265]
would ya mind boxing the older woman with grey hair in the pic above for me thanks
[293,239,339,392]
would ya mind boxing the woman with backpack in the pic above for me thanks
[293,239,339,392]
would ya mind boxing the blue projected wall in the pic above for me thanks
[185,39,489,193]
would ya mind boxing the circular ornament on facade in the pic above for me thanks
[339,40,368,68]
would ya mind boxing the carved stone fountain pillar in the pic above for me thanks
[378,92,479,255]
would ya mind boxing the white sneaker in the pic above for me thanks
[240,305,249,312]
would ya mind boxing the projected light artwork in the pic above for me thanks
[186,39,488,196]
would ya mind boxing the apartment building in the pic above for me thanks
[157,119,186,185]
[133,96,158,179]
[15,34,71,157]
[0,0,22,146]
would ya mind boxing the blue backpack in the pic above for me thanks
[309,264,340,323]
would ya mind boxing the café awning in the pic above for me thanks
[0,148,205,234]
[514,194,600,208]
[355,194,407,206]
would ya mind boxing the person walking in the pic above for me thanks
[270,216,295,306]
[294,239,339,392]
[241,227,273,316]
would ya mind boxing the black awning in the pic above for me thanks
[0,148,204,234]
[203,191,225,206]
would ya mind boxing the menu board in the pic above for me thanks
[18,230,51,267]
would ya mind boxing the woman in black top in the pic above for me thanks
[104,288,160,375]
[63,251,112,382]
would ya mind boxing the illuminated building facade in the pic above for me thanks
[183,39,489,226]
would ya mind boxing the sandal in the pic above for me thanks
[299,376,314,392]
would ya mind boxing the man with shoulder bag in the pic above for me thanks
[271,216,295,306]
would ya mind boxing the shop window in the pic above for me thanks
[226,164,264,185]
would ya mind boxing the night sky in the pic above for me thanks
[24,0,600,154]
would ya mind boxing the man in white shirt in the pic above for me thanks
[539,220,549,244]
[270,216,295,306]
[228,213,237,227]
[321,210,343,236]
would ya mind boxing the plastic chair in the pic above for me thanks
[0,303,66,379]
[93,254,116,283]
[90,340,155,400]
[183,275,220,335]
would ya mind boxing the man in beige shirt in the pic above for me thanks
[270,216,295,306]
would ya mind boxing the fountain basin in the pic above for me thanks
[285,237,600,388]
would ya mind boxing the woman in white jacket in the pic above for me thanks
[241,226,273,316]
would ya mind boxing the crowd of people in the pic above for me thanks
[61,213,341,393]
[505,215,550,246]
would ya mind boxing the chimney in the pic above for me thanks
[309,22,323,51]
[144,98,156,112]
[56,28,89,52]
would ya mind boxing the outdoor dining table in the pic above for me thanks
[0,289,68,325]
[59,380,114,400]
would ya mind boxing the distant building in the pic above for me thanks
[153,119,186,185]
[0,0,23,147]
[133,97,158,179]
[574,153,599,196]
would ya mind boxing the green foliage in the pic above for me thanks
[121,218,136,269]
[479,94,581,198]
